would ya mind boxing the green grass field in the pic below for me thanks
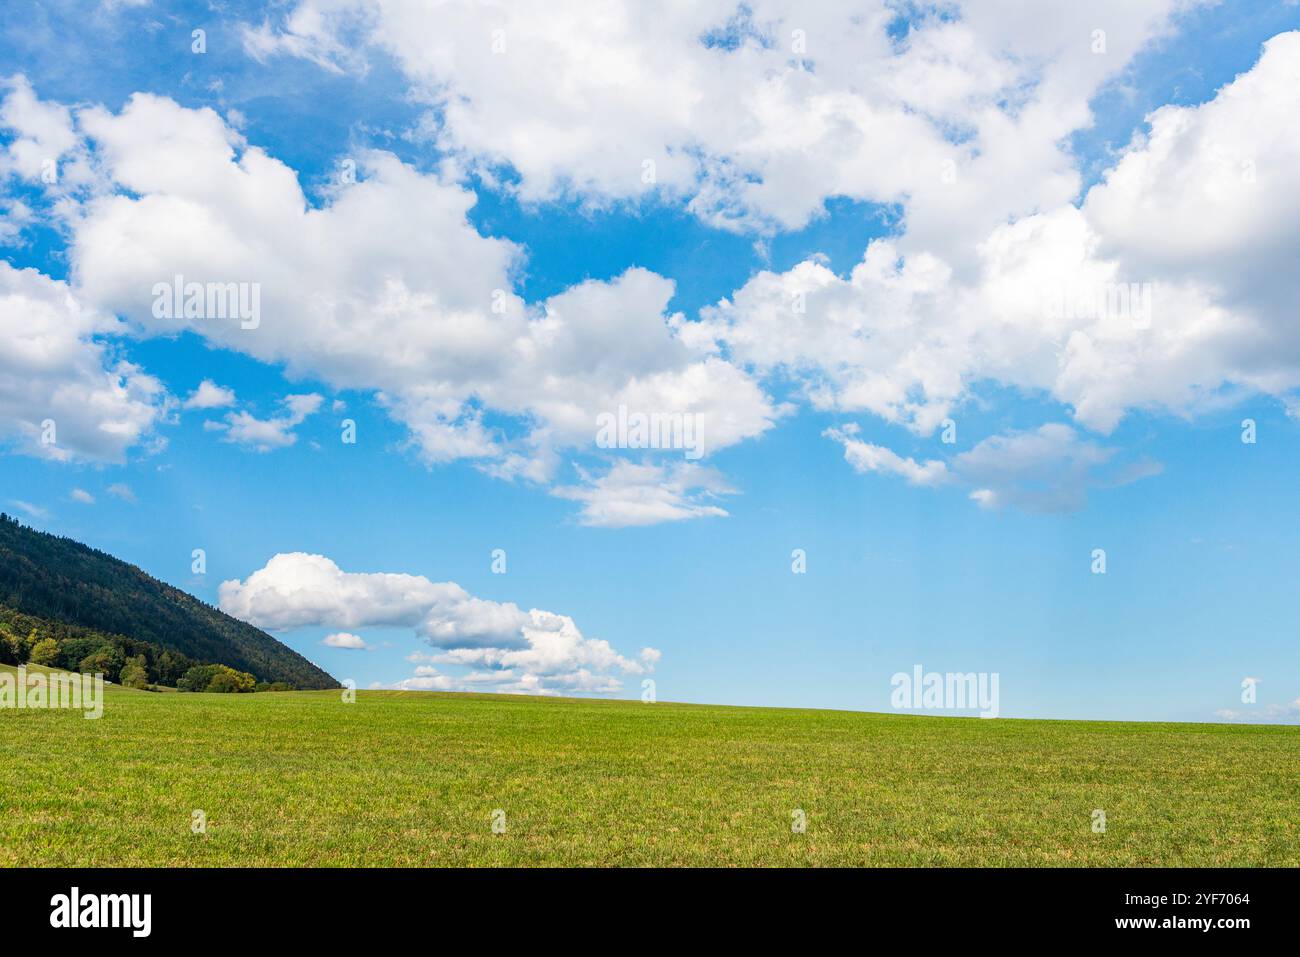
[1,665,1296,866]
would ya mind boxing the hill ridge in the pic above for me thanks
[0,515,337,689]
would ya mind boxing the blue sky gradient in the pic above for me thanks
[2,0,1298,721]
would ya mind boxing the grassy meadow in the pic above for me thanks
[0,664,1296,866]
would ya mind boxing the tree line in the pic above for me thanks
[0,513,335,688]
[0,605,293,692]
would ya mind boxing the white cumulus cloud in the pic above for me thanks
[0,88,777,509]
[219,552,659,694]
[243,0,1190,247]
[0,261,167,463]
[703,32,1300,439]
[322,631,369,649]
[183,379,237,410]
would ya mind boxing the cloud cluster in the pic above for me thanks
[700,31,1300,492]
[244,0,1187,248]
[24,92,774,485]
[0,74,78,182]
[0,261,167,463]
[5,15,1300,521]
[219,552,658,694]
[207,393,324,451]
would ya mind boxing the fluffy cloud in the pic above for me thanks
[219,552,658,694]
[703,32,1300,439]
[1,75,777,522]
[244,0,1189,248]
[182,379,236,410]
[8,16,1299,527]
[1083,32,1300,292]
[219,552,464,631]
[322,631,368,649]
[0,74,77,182]
[826,422,1160,512]
[0,261,167,463]
[9,90,776,494]
[209,393,323,451]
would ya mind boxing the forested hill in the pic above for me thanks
[0,515,337,689]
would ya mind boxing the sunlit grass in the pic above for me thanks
[0,665,1295,866]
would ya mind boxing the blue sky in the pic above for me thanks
[2,0,1298,721]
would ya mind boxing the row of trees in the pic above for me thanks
[0,612,294,693]
[1,625,183,686]
[177,663,257,693]
[0,512,336,688]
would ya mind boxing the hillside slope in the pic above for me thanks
[0,515,336,689]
